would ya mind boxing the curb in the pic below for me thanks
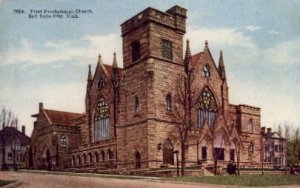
[2,181,22,188]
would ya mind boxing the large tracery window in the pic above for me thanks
[198,87,218,127]
[94,97,110,141]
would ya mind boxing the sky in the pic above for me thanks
[0,0,299,136]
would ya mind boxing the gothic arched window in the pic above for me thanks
[60,135,67,147]
[203,65,211,77]
[95,152,99,163]
[134,95,140,113]
[98,77,105,89]
[198,87,217,127]
[248,142,254,157]
[88,152,93,164]
[77,155,81,165]
[72,156,76,166]
[101,151,105,161]
[107,149,113,160]
[83,153,87,164]
[249,119,254,133]
[166,94,172,111]
[135,151,141,169]
[94,97,110,141]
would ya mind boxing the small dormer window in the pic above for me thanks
[132,41,141,62]
[203,65,210,77]
[162,39,172,60]
[98,77,105,89]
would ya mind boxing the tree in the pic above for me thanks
[170,40,200,176]
[277,124,282,137]
[1,106,19,170]
[293,128,300,165]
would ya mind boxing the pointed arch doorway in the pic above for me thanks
[163,139,174,165]
[45,148,51,170]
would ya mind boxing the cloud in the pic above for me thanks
[186,27,255,49]
[245,25,262,31]
[0,33,123,67]
[185,26,257,65]
[262,39,300,65]
[269,30,281,35]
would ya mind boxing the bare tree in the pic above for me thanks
[170,40,201,176]
[1,106,19,170]
[278,124,282,137]
[293,128,300,164]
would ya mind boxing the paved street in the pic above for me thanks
[1,171,300,188]
[0,171,222,188]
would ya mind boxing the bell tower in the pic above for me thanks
[121,5,187,68]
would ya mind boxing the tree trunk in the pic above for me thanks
[214,160,217,175]
[181,142,185,176]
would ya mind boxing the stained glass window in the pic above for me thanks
[198,87,217,127]
[203,65,210,77]
[94,97,109,141]
[162,40,172,60]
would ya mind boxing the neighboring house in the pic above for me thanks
[261,127,287,167]
[27,5,286,173]
[0,126,30,169]
[28,103,83,170]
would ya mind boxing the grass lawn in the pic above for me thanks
[0,180,15,187]
[169,174,300,187]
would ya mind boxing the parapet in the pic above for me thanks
[121,5,187,37]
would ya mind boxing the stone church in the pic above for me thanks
[28,5,286,172]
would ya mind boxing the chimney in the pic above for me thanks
[261,127,266,134]
[39,102,43,112]
[267,128,272,134]
[22,125,25,135]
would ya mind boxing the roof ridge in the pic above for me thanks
[44,108,83,115]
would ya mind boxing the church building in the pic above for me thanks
[28,5,286,173]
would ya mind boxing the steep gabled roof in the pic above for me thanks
[103,64,123,78]
[44,109,83,126]
[191,52,204,64]
[0,127,30,146]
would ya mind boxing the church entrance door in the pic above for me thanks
[163,139,174,165]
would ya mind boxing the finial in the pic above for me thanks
[98,53,102,64]
[185,39,191,57]
[218,50,226,80]
[87,64,92,81]
[205,40,208,48]
[112,52,118,69]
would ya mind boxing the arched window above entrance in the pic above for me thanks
[198,87,217,127]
